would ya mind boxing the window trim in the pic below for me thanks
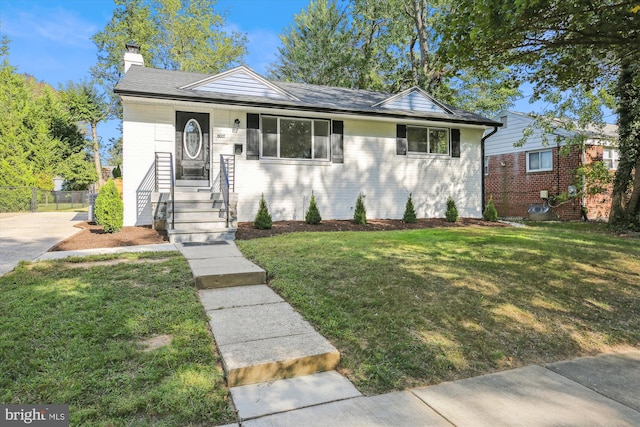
[526,149,553,172]
[602,147,619,170]
[406,125,450,156]
[261,115,331,161]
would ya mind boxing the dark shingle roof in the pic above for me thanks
[115,66,500,127]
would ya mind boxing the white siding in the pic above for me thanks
[382,91,446,113]
[123,102,484,225]
[193,71,288,99]
[233,117,482,222]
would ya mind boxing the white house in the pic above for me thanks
[115,45,500,242]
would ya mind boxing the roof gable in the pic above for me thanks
[374,87,451,114]
[180,66,298,101]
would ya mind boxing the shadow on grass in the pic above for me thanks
[238,225,640,395]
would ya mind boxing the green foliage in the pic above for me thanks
[112,165,122,179]
[402,193,417,223]
[92,0,247,112]
[575,160,613,197]
[94,179,123,233]
[254,194,272,229]
[305,192,322,225]
[0,252,234,425]
[353,192,367,225]
[483,195,498,222]
[0,44,91,190]
[268,0,518,116]
[445,196,458,222]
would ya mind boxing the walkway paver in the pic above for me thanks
[0,212,86,275]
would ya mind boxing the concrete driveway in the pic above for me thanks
[0,211,87,276]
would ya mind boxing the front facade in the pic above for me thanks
[484,111,618,220]
[115,49,499,240]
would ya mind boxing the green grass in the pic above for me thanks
[0,252,234,426]
[237,224,640,395]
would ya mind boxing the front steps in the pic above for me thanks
[163,191,236,243]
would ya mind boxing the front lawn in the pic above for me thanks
[237,224,640,395]
[0,252,234,426]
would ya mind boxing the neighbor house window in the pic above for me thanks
[484,156,489,175]
[602,147,619,170]
[261,116,329,160]
[407,126,450,155]
[527,149,553,172]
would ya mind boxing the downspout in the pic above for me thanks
[481,126,499,213]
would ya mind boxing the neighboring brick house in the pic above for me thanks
[484,111,618,220]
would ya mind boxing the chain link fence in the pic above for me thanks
[0,187,90,213]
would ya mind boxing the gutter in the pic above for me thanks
[481,126,500,214]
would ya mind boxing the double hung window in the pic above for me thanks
[262,116,330,160]
[407,126,450,155]
[527,150,553,172]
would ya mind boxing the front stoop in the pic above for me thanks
[199,286,340,387]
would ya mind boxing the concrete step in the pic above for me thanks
[167,228,236,245]
[230,371,361,420]
[172,191,221,201]
[172,219,228,230]
[200,287,340,387]
[169,200,224,210]
[187,255,265,288]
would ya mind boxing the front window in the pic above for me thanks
[407,126,450,155]
[527,150,553,172]
[602,147,619,170]
[261,116,329,160]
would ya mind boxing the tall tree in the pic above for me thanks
[62,81,110,188]
[270,0,519,116]
[92,0,247,111]
[443,0,640,228]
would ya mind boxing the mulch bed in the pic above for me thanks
[50,218,507,251]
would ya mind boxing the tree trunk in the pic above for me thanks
[92,122,104,189]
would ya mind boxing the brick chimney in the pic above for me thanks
[123,43,144,73]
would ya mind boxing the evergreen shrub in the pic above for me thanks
[353,192,367,225]
[483,195,499,222]
[94,179,123,233]
[445,196,458,223]
[305,192,322,224]
[254,194,272,229]
[402,193,417,223]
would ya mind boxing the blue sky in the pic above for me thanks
[1,0,609,154]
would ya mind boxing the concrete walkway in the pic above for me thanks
[8,230,639,426]
[0,211,87,275]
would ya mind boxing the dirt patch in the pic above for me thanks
[51,218,506,251]
[50,222,168,251]
[139,334,173,352]
[235,218,507,240]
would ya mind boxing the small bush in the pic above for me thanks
[112,165,122,179]
[305,192,322,224]
[402,193,417,223]
[445,196,458,223]
[353,192,367,225]
[254,194,272,229]
[94,179,123,233]
[483,195,499,222]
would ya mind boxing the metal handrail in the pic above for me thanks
[220,154,231,226]
[169,153,175,230]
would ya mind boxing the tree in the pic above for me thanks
[353,193,367,224]
[402,193,417,223]
[94,179,124,233]
[443,1,640,228]
[270,0,519,116]
[305,192,322,224]
[63,81,110,188]
[445,196,458,222]
[92,0,247,111]
[254,194,273,229]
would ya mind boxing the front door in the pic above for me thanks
[175,111,210,187]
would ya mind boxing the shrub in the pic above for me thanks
[402,193,417,223]
[445,196,458,223]
[112,165,122,179]
[483,195,499,222]
[305,192,322,224]
[94,179,123,233]
[254,194,272,229]
[353,192,367,225]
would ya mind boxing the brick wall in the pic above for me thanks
[484,146,584,220]
[583,145,614,221]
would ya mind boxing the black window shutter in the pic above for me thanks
[331,120,344,163]
[451,128,461,158]
[397,124,407,155]
[246,113,260,160]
